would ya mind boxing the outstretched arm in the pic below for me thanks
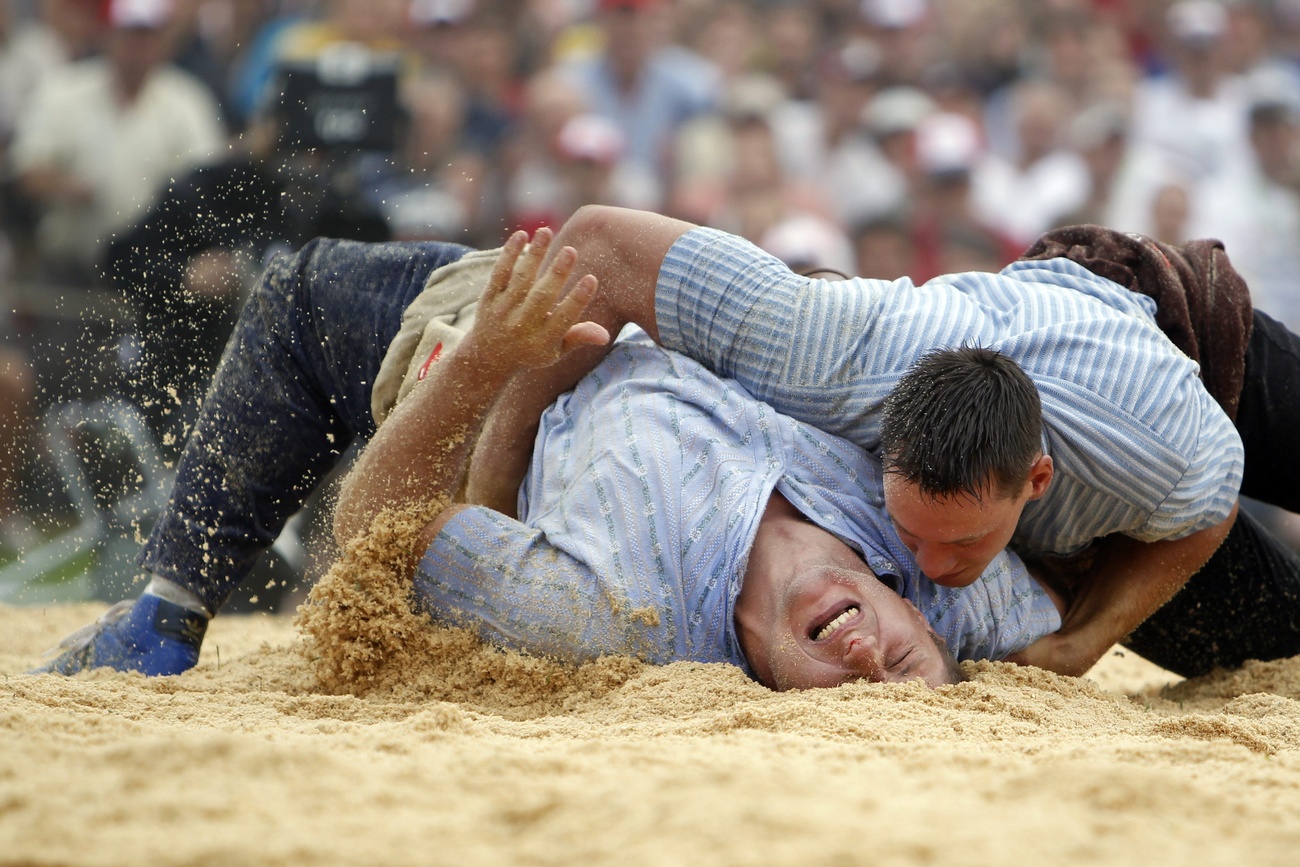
[1005,501,1239,675]
[462,206,696,512]
[332,229,607,567]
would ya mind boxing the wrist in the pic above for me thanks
[437,336,520,390]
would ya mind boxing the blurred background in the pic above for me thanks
[1,0,1297,609]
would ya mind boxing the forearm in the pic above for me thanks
[333,336,514,548]
[18,166,94,204]
[464,341,612,515]
[1012,501,1239,675]
[458,206,696,512]
[334,228,605,554]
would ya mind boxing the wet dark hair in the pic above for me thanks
[880,346,1042,501]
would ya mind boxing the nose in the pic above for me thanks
[844,634,886,681]
[914,544,959,584]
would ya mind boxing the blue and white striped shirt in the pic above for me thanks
[418,333,1060,674]
[657,228,1245,558]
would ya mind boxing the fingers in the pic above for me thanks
[560,321,612,354]
[482,229,599,363]
[486,230,528,297]
[549,272,597,326]
[504,226,554,302]
[488,228,574,311]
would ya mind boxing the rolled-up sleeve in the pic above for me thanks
[415,506,674,664]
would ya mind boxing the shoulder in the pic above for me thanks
[148,65,221,103]
[36,57,108,100]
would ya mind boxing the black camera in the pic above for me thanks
[273,43,404,155]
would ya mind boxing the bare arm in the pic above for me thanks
[332,229,606,568]
[17,166,96,204]
[463,206,696,512]
[1005,501,1239,676]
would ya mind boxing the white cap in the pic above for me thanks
[109,0,173,29]
[1066,101,1129,150]
[864,86,936,137]
[556,114,625,164]
[761,214,855,275]
[914,112,984,175]
[409,0,474,27]
[1167,0,1227,43]
[860,0,927,29]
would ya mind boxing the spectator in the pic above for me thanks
[376,66,481,242]
[1191,94,1300,333]
[1058,99,1171,235]
[1128,0,1252,185]
[0,0,74,147]
[851,213,915,281]
[974,78,1089,247]
[677,0,761,89]
[166,0,284,132]
[9,0,225,283]
[696,108,840,257]
[857,0,935,88]
[760,211,855,277]
[503,66,590,233]
[768,37,884,228]
[758,1,819,101]
[558,0,721,202]
[506,110,655,233]
[106,101,389,460]
[405,0,516,161]
[1148,180,1193,247]
[905,111,1019,282]
[1221,0,1300,104]
[796,84,935,230]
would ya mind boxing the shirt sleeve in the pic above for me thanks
[415,506,674,664]
[9,74,66,174]
[658,227,869,388]
[1135,384,1244,541]
[655,227,891,440]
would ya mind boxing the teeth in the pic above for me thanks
[814,606,859,642]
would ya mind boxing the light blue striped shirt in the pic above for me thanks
[417,333,1060,675]
[657,228,1245,557]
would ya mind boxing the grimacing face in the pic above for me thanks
[735,493,962,691]
[881,456,1053,589]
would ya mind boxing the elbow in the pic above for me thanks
[559,204,619,252]
[331,477,369,548]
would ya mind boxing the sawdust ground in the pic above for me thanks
[4,595,1299,866]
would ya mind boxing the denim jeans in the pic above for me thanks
[138,238,471,614]
[1125,310,1300,676]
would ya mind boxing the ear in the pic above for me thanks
[1026,454,1053,500]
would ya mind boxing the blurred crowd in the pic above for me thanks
[3,0,1300,565]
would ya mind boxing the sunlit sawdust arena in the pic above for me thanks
[4,596,1300,865]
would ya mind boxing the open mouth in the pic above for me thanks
[811,604,860,642]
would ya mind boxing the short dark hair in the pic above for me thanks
[880,346,1042,501]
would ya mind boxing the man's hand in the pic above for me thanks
[460,228,608,376]
[332,228,605,551]
[1005,502,1239,677]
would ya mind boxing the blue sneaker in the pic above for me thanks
[31,594,208,676]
